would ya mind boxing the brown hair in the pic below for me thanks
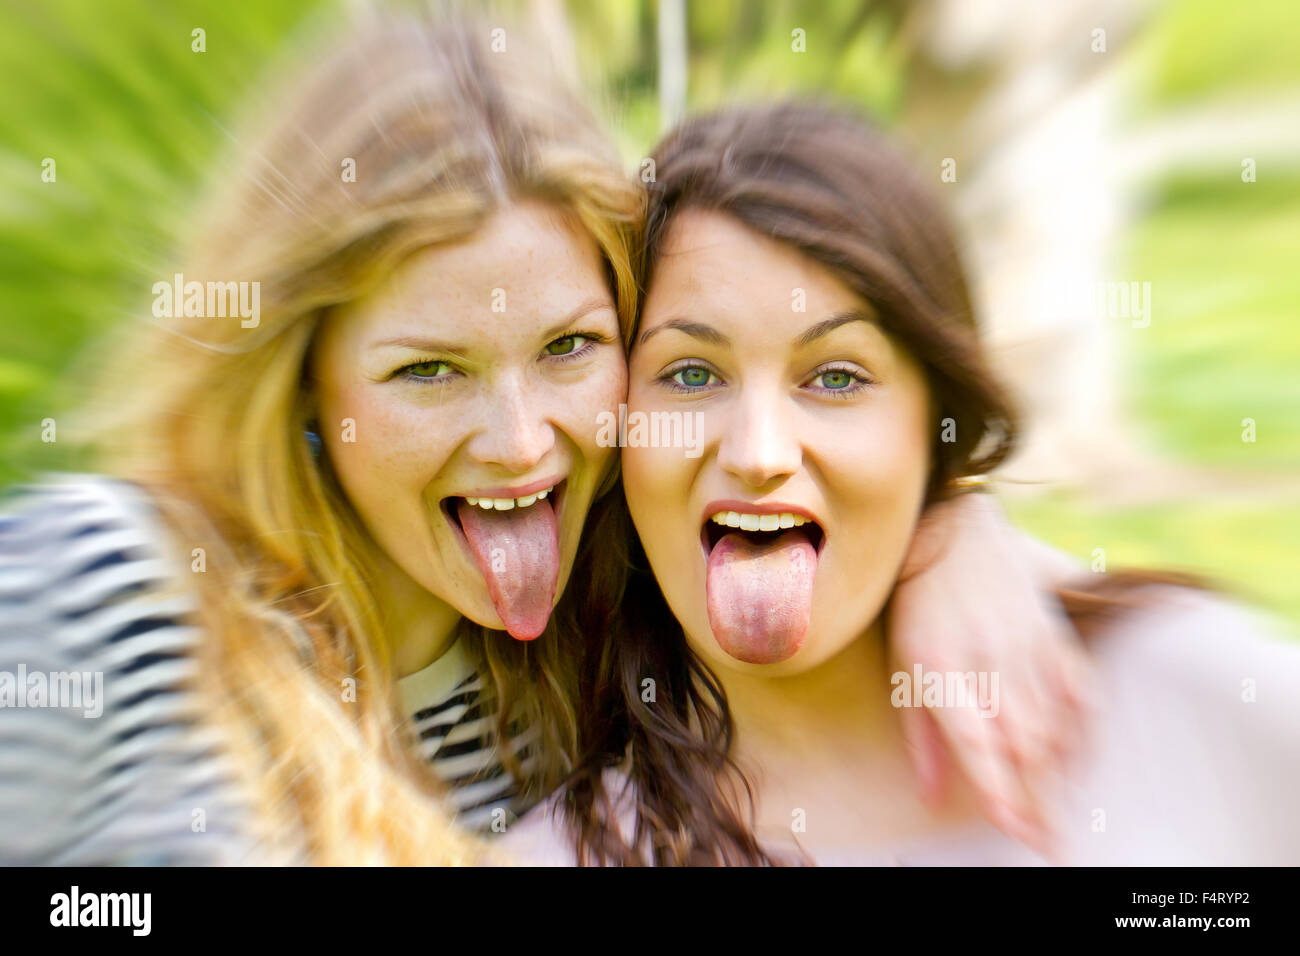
[559,101,1197,865]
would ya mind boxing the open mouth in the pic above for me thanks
[442,479,567,543]
[698,506,825,666]
[700,508,825,561]
[438,479,567,642]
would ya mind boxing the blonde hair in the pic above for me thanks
[84,10,643,864]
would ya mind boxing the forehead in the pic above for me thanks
[391,201,605,306]
[334,200,612,340]
[642,209,862,327]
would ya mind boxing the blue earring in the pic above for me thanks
[304,422,322,460]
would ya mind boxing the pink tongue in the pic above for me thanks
[705,528,818,665]
[456,498,559,641]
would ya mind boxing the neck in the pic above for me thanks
[371,548,462,679]
[698,621,972,855]
[702,624,982,858]
[713,623,897,768]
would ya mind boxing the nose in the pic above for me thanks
[466,376,557,474]
[716,386,802,489]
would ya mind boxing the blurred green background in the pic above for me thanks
[1,0,1296,629]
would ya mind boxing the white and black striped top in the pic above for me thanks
[0,474,536,864]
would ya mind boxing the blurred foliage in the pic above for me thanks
[0,0,341,479]
[1008,494,1300,634]
[682,0,905,121]
[1013,0,1300,631]
[1140,0,1300,106]
[0,0,1296,626]
[1125,173,1300,468]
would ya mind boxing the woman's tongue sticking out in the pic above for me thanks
[457,497,559,641]
[706,526,818,664]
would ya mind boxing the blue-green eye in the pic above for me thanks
[818,369,854,389]
[673,365,714,388]
[806,365,870,397]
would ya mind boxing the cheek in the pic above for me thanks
[318,381,459,499]
[621,443,673,499]
[559,352,627,466]
[843,414,930,497]
[621,367,690,498]
[621,438,697,569]
[821,395,932,577]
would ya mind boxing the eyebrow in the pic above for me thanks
[636,309,875,349]
[371,335,470,357]
[372,297,615,354]
[637,318,731,348]
[795,310,876,347]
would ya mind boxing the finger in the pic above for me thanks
[916,707,951,805]
[1013,736,1068,862]
[928,701,1040,847]
[1036,608,1091,747]
[957,612,1057,786]
[996,732,1057,857]
[994,653,1058,776]
[993,596,1082,781]
[898,703,947,806]
[1049,638,1100,769]
[1063,648,1104,778]
[990,640,1080,851]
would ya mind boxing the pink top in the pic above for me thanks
[500,586,1300,865]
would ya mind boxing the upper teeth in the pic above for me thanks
[466,486,553,511]
[710,511,809,530]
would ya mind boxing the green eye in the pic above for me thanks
[673,366,713,388]
[545,335,585,356]
[820,369,854,389]
[406,360,451,378]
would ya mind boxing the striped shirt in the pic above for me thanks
[398,635,540,832]
[0,473,535,864]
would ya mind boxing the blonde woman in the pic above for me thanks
[0,15,1086,865]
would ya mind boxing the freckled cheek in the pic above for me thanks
[559,358,627,465]
[322,385,463,491]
